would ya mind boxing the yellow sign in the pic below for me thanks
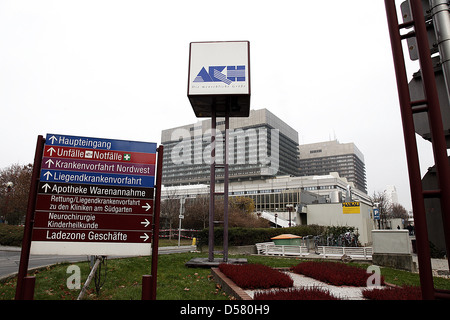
[342,202,360,214]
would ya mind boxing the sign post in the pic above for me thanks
[15,134,162,300]
[31,134,157,256]
[188,41,250,264]
[15,135,45,300]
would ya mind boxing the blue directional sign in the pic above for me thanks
[40,169,155,188]
[45,133,157,154]
[31,133,160,256]
[373,208,380,220]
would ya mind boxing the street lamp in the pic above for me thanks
[178,197,185,247]
[4,182,13,224]
[286,204,293,227]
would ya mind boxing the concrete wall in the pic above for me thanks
[304,202,375,246]
[372,230,411,254]
[371,230,415,271]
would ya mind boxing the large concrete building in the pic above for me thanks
[162,172,371,211]
[162,173,374,245]
[298,140,367,193]
[160,109,375,244]
[161,108,299,186]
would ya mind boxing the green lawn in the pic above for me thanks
[1,252,449,300]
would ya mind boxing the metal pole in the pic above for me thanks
[429,0,450,269]
[141,275,152,300]
[178,197,184,247]
[209,108,216,262]
[178,217,182,247]
[384,0,435,299]
[149,145,164,300]
[289,207,292,227]
[430,0,450,102]
[223,113,229,262]
[413,0,450,271]
[22,276,36,300]
[15,135,44,300]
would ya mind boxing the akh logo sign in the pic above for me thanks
[193,65,246,85]
[188,41,250,111]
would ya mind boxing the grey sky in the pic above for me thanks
[0,0,436,210]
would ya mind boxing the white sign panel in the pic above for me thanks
[188,41,250,96]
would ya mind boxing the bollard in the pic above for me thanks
[141,275,152,300]
[22,276,36,300]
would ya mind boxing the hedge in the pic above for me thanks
[0,224,24,247]
[0,223,326,248]
[197,225,326,247]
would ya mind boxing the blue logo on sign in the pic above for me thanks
[194,66,245,85]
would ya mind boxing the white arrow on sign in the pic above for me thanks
[42,183,51,192]
[45,158,54,168]
[43,171,52,180]
[47,147,56,156]
[48,135,58,144]
[140,233,149,242]
[140,219,150,228]
[142,203,152,211]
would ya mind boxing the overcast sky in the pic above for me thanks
[0,0,437,210]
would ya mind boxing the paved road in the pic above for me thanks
[0,247,92,280]
[0,245,196,280]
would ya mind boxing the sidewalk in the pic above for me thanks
[0,245,21,252]
[412,254,449,275]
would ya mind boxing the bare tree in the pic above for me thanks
[184,195,209,229]
[160,188,180,236]
[0,163,33,225]
[370,191,392,229]
[390,203,409,220]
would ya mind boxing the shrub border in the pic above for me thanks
[210,267,253,300]
[211,265,402,300]
[211,267,294,300]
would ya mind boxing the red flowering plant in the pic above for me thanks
[362,285,421,300]
[254,287,340,300]
[291,261,385,287]
[218,263,293,289]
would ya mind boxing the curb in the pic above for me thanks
[211,267,252,300]
[0,246,21,252]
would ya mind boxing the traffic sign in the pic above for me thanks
[41,157,155,175]
[43,145,156,164]
[373,208,380,220]
[33,212,153,233]
[30,133,159,256]
[39,169,155,187]
[35,193,153,214]
[16,135,164,300]
[38,182,154,199]
[31,229,151,243]
[45,133,157,153]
